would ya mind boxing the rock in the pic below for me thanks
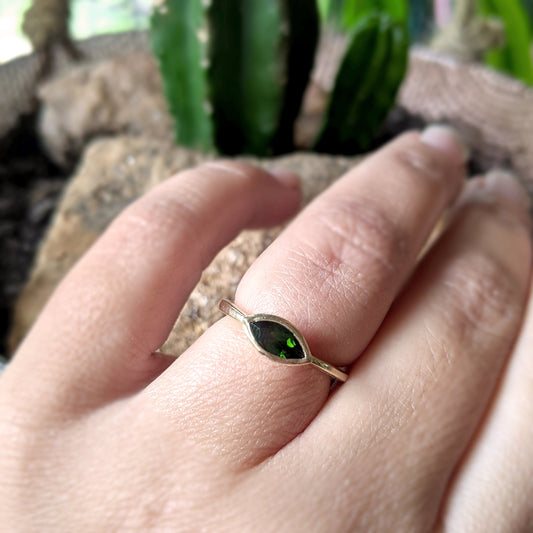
[0,32,149,141]
[399,48,533,196]
[37,53,172,166]
[9,135,358,354]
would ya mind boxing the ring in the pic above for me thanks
[219,299,348,382]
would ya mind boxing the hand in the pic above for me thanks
[1,126,531,532]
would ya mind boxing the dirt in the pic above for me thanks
[0,112,68,356]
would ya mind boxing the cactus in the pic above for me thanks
[151,0,319,155]
[343,0,407,28]
[478,0,533,85]
[151,2,410,157]
[314,13,409,154]
[150,0,214,152]
[272,0,321,152]
[208,1,283,155]
[317,0,332,20]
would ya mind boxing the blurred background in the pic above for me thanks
[0,0,151,63]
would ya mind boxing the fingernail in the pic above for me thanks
[267,167,301,189]
[485,170,531,209]
[420,124,470,164]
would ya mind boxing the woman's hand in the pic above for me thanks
[1,126,531,532]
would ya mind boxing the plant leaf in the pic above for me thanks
[209,0,285,155]
[315,13,409,154]
[479,0,533,85]
[150,0,214,151]
[343,0,408,28]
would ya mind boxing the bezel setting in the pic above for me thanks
[244,313,311,365]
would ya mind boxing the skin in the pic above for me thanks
[0,127,531,532]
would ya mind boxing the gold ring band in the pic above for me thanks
[219,299,348,382]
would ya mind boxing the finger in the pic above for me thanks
[147,126,468,467]
[10,163,301,407]
[238,126,467,366]
[441,278,533,532]
[291,172,531,530]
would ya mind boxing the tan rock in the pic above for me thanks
[399,48,533,196]
[37,53,172,166]
[9,136,357,354]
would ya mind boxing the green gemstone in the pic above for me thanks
[250,320,305,360]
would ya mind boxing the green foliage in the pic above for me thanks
[317,0,345,24]
[151,0,318,156]
[317,0,331,19]
[343,0,407,28]
[150,0,213,151]
[315,13,409,153]
[151,1,409,156]
[479,0,533,85]
[272,0,321,153]
[522,0,533,21]
[208,1,285,155]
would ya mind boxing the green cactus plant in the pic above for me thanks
[150,1,409,156]
[150,0,214,152]
[343,0,407,28]
[479,0,533,85]
[151,0,319,156]
[315,13,409,154]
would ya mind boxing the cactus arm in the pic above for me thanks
[314,14,408,154]
[370,20,409,133]
[241,1,285,154]
[314,15,385,153]
[272,0,320,153]
[479,0,533,85]
[317,0,331,20]
[209,0,285,155]
[150,0,213,151]
[343,0,407,28]
[207,1,244,154]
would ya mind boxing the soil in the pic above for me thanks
[0,112,68,356]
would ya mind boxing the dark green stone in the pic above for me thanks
[250,321,305,360]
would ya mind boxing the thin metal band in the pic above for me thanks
[307,355,349,383]
[219,298,247,323]
[219,299,348,383]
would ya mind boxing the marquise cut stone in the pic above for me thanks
[250,320,305,360]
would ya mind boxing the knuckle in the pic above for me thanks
[438,251,523,347]
[110,189,202,256]
[108,160,263,257]
[315,198,410,277]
